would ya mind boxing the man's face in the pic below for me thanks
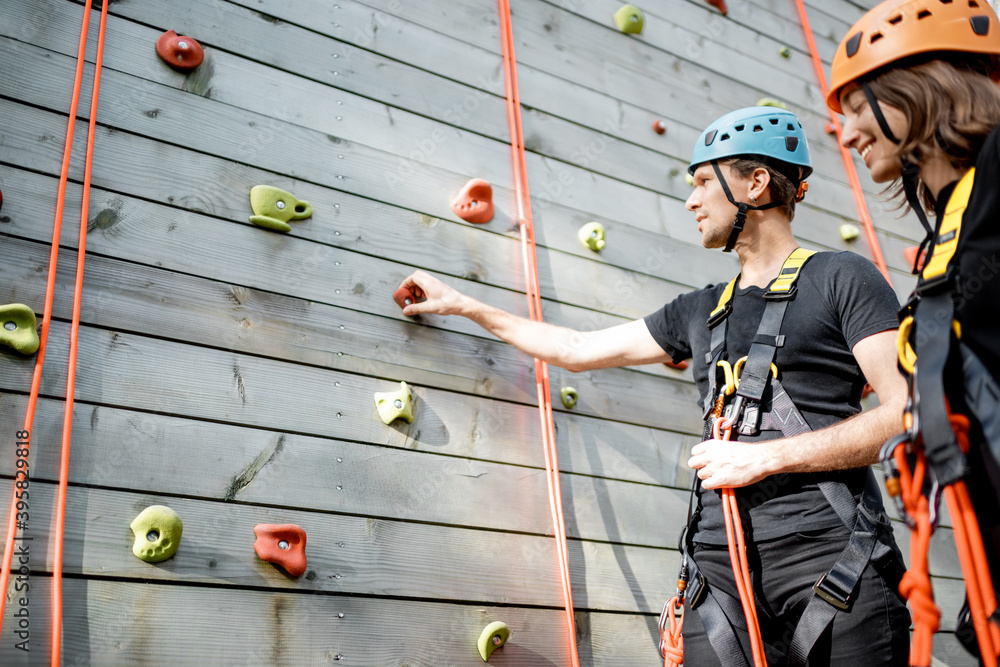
[686,163,739,249]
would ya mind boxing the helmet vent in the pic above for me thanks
[940,0,953,4]
[845,31,863,57]
[720,133,731,141]
[705,129,718,145]
[735,124,745,131]
[753,125,763,132]
[969,0,980,6]
[769,118,779,125]
[785,136,800,151]
[888,14,903,24]
[870,32,884,43]
[971,15,989,34]
[918,9,932,18]
[787,123,795,130]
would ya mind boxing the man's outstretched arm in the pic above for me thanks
[688,329,906,490]
[398,270,673,372]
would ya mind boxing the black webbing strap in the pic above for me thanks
[960,343,1000,467]
[758,379,810,436]
[787,473,890,666]
[710,160,783,254]
[689,558,754,667]
[914,292,968,486]
[736,300,788,403]
[704,318,730,418]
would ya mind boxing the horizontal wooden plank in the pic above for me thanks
[0,578,664,665]
[0,322,694,547]
[0,479,675,614]
[0,234,698,487]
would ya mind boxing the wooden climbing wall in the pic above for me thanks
[0,0,973,664]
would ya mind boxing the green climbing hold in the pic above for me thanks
[778,46,792,59]
[578,222,606,251]
[374,381,415,424]
[685,173,695,187]
[756,97,789,111]
[248,185,313,233]
[840,224,861,242]
[560,386,578,409]
[130,505,183,563]
[0,304,39,355]
[613,5,644,34]
[478,621,511,661]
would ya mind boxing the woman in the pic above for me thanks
[828,0,1000,661]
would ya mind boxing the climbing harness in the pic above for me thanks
[496,1,580,663]
[881,167,1000,667]
[791,0,891,283]
[0,2,107,663]
[659,249,900,666]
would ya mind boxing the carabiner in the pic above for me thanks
[879,432,913,528]
[733,356,779,388]
[716,360,736,396]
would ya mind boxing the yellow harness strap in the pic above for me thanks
[921,168,976,282]
[709,248,817,325]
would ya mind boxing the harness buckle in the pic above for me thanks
[813,573,853,611]
[738,403,761,437]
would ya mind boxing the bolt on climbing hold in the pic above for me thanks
[705,0,729,15]
[756,97,789,110]
[450,179,494,224]
[253,524,308,577]
[130,505,183,563]
[578,222,606,251]
[652,120,667,135]
[249,185,313,233]
[0,304,40,355]
[778,46,792,59]
[560,386,578,409]
[664,360,689,370]
[393,285,426,312]
[613,5,645,33]
[477,621,511,661]
[839,224,860,242]
[155,30,205,71]
[374,381,414,424]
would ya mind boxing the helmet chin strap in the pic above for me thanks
[860,81,934,274]
[710,160,783,253]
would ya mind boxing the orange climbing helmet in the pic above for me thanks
[827,0,1000,113]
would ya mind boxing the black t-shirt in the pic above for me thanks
[644,251,900,543]
[932,124,1000,377]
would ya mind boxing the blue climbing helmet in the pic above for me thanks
[687,106,813,252]
[688,106,812,177]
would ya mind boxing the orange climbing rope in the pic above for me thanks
[496,1,580,663]
[50,1,110,663]
[890,413,1000,667]
[790,0,891,285]
[0,0,99,658]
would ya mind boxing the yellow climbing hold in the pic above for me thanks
[613,5,644,34]
[578,222,606,251]
[756,97,789,111]
[560,386,578,409]
[0,304,39,355]
[478,621,511,661]
[840,224,861,242]
[374,381,415,424]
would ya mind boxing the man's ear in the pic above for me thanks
[749,166,772,202]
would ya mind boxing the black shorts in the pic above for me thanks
[681,525,910,666]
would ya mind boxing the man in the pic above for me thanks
[397,106,909,665]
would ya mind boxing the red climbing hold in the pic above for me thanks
[904,246,928,273]
[449,178,494,224]
[253,524,308,577]
[653,120,667,135]
[664,360,688,370]
[862,383,874,398]
[705,0,728,15]
[393,284,426,311]
[156,30,205,71]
